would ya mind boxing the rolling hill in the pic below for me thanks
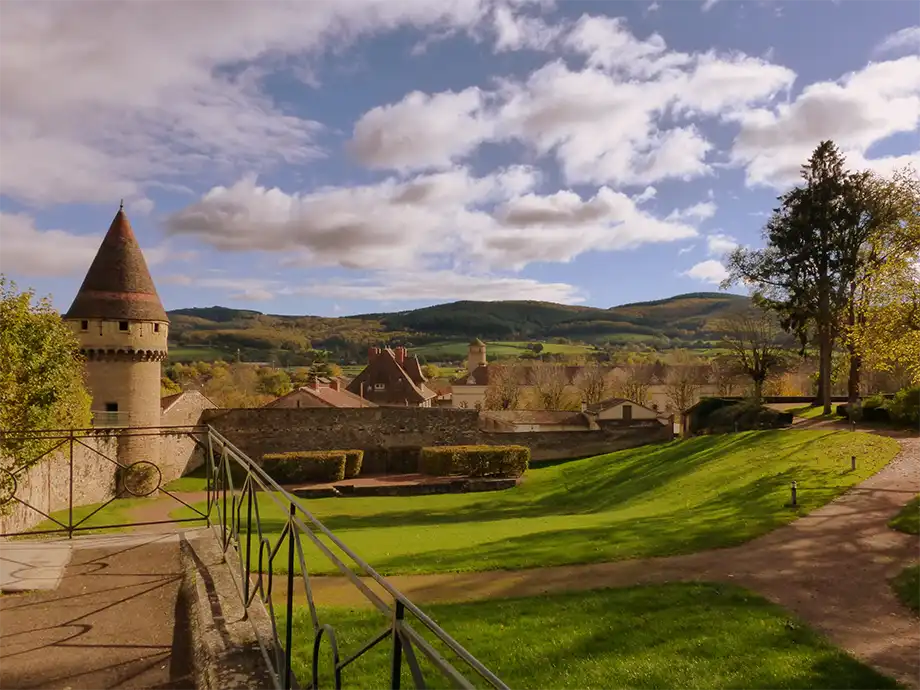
[166,292,750,364]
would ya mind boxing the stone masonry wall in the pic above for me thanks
[202,407,672,468]
[160,391,218,483]
[0,435,119,536]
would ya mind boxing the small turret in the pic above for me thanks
[467,338,487,373]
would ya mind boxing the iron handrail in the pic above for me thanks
[206,425,509,690]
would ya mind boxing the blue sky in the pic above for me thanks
[1,0,918,317]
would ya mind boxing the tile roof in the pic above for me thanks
[65,205,168,322]
[480,410,591,427]
[266,385,377,408]
[346,347,436,405]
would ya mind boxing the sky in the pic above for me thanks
[0,0,918,317]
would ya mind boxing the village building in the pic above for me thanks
[584,397,663,422]
[264,378,376,408]
[346,346,437,407]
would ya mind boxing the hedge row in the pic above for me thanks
[419,445,529,478]
[261,449,364,484]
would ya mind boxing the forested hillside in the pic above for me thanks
[167,292,749,364]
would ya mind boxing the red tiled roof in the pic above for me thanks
[346,348,436,405]
[266,385,376,408]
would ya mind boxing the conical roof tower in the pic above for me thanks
[65,203,168,323]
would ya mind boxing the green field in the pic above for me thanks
[172,430,899,576]
[167,346,230,362]
[285,584,896,689]
[409,340,595,362]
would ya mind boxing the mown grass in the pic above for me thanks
[283,583,897,689]
[14,496,150,538]
[172,430,898,576]
[891,564,920,615]
[166,346,230,362]
[888,495,920,535]
[788,405,837,420]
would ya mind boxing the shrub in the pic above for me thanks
[261,451,346,484]
[419,445,529,478]
[342,450,364,479]
[885,387,919,427]
[685,398,739,436]
[706,403,792,434]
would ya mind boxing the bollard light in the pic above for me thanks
[851,455,856,471]
[791,480,797,507]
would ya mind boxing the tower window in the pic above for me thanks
[105,402,118,412]
[80,320,88,331]
[119,321,129,331]
[153,323,160,333]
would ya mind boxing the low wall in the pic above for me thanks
[202,407,672,467]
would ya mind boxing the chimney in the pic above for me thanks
[330,380,340,391]
[308,378,319,390]
[395,346,406,364]
[368,346,381,362]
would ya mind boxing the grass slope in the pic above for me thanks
[172,430,898,576]
[409,339,594,360]
[286,583,896,689]
[891,564,920,615]
[888,494,920,535]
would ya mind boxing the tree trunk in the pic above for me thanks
[753,379,764,405]
[847,349,861,406]
[819,325,833,415]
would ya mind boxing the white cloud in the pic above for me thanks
[678,245,696,256]
[350,17,795,187]
[232,288,275,302]
[730,56,920,188]
[350,88,496,171]
[492,3,563,52]
[0,211,190,277]
[292,270,584,303]
[0,0,495,205]
[706,232,738,256]
[701,0,720,12]
[164,167,700,272]
[683,259,728,284]
[667,201,717,222]
[633,186,657,204]
[874,26,920,57]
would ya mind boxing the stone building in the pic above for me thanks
[346,346,437,407]
[63,203,169,467]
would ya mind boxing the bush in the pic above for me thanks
[706,403,792,434]
[419,445,529,478]
[261,451,346,484]
[686,398,739,436]
[342,450,364,479]
[885,387,919,427]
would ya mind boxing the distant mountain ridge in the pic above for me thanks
[167,292,749,363]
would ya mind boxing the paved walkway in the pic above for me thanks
[0,533,196,689]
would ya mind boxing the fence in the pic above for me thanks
[0,425,509,690]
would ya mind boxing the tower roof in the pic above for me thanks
[65,204,168,322]
[470,338,485,346]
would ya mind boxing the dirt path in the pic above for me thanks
[125,491,210,534]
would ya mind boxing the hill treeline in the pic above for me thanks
[167,292,749,364]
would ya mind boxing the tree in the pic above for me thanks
[483,364,524,410]
[531,363,570,410]
[257,368,293,397]
[0,277,92,466]
[161,376,182,397]
[663,351,709,414]
[574,362,609,406]
[714,308,788,403]
[710,356,744,396]
[421,363,440,379]
[725,141,859,413]
[613,362,655,405]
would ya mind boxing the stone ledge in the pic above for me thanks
[179,530,277,690]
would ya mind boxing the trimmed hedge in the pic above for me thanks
[342,450,364,479]
[262,451,347,484]
[419,445,529,478]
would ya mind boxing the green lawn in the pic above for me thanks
[15,496,150,537]
[788,405,837,420]
[284,583,896,689]
[891,564,920,615]
[172,430,899,576]
[888,495,920,535]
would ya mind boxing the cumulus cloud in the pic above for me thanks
[0,0,494,205]
[730,56,920,188]
[164,167,700,272]
[683,259,728,284]
[873,26,920,57]
[706,232,738,256]
[349,18,795,187]
[492,3,563,52]
[0,211,185,277]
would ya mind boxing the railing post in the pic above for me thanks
[68,429,74,539]
[284,502,296,690]
[390,600,405,690]
[206,430,213,526]
[244,482,254,605]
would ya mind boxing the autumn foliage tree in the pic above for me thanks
[574,362,610,406]
[531,363,570,410]
[0,277,91,466]
[483,364,524,410]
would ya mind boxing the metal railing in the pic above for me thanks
[206,427,509,690]
[91,410,133,428]
[0,425,509,690]
[0,426,210,537]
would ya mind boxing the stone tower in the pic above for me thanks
[64,204,169,469]
[467,338,487,373]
